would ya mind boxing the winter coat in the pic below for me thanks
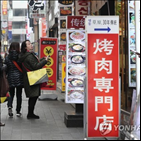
[19,52,47,98]
[5,51,24,88]
[0,55,3,76]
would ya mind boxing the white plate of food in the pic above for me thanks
[69,91,84,99]
[71,55,85,64]
[70,31,85,41]
[68,67,86,76]
[69,78,84,87]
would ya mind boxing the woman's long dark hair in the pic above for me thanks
[9,42,20,53]
[21,40,30,54]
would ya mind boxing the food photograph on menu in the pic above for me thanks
[68,43,85,52]
[60,32,66,41]
[68,55,86,65]
[130,68,136,83]
[60,7,72,16]
[68,66,86,76]
[60,19,66,29]
[129,0,135,11]
[67,90,84,103]
[130,28,135,46]
[69,31,85,41]
[129,12,135,27]
[130,49,136,64]
[68,78,84,88]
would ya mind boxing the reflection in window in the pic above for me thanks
[13,9,27,16]
[12,22,26,29]
[12,34,25,43]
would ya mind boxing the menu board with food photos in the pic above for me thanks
[66,30,86,104]
[58,1,74,45]
[128,0,136,87]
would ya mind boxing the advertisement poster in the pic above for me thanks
[40,38,57,90]
[66,30,86,104]
[128,0,136,87]
[62,55,66,92]
[86,16,120,138]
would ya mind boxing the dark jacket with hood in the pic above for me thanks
[19,52,47,98]
[5,50,23,88]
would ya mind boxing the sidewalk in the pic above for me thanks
[0,88,84,140]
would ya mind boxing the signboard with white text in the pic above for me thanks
[86,16,120,138]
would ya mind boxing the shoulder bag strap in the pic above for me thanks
[12,61,23,73]
[22,63,30,72]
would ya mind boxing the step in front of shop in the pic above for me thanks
[64,111,83,127]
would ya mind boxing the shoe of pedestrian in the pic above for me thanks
[16,112,22,117]
[0,122,5,127]
[27,114,40,119]
[8,108,13,117]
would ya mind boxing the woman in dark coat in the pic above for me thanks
[19,40,48,119]
[5,42,24,117]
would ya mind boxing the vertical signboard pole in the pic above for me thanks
[85,16,120,139]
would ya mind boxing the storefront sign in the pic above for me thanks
[30,13,45,19]
[62,55,66,92]
[2,1,8,15]
[40,38,58,90]
[75,0,90,16]
[42,18,47,37]
[86,16,120,138]
[66,30,86,104]
[67,16,85,29]
[59,45,66,51]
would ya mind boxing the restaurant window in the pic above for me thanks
[13,9,27,16]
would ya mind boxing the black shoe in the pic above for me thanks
[8,108,13,117]
[27,114,40,119]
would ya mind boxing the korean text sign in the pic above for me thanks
[40,38,57,90]
[86,16,120,138]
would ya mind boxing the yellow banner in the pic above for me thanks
[62,62,66,92]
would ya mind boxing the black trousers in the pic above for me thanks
[7,86,23,113]
[28,96,38,115]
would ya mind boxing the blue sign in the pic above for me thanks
[8,31,12,40]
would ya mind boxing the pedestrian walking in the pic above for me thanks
[5,42,24,117]
[19,40,48,119]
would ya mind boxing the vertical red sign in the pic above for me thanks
[40,38,58,90]
[86,16,119,138]
[87,34,119,137]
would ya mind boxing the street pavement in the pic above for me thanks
[0,87,84,140]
